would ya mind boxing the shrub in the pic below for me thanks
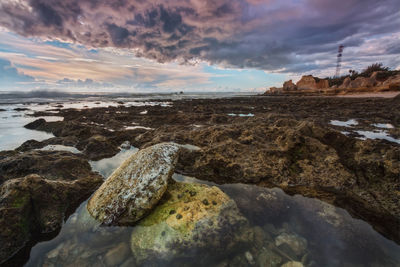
[360,63,389,77]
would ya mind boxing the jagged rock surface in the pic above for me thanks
[0,150,103,264]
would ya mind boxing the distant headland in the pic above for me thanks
[265,63,400,96]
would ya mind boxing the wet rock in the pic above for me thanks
[25,118,46,129]
[80,135,120,160]
[281,261,304,267]
[119,257,136,267]
[0,173,102,264]
[104,242,130,267]
[275,233,307,256]
[15,139,45,152]
[229,253,250,266]
[264,223,279,236]
[0,149,102,264]
[177,120,356,188]
[14,107,30,111]
[130,181,254,264]
[87,143,180,225]
[222,184,289,225]
[245,251,255,265]
[120,140,131,149]
[256,247,282,267]
[43,238,106,267]
[253,226,267,248]
[0,150,96,184]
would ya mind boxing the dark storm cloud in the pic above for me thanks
[1,0,400,72]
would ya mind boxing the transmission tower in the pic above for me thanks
[335,45,344,77]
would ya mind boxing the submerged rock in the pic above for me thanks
[87,143,180,225]
[281,261,304,267]
[130,180,254,264]
[104,242,130,267]
[275,232,307,256]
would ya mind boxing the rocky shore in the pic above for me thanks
[1,95,399,265]
[266,71,400,96]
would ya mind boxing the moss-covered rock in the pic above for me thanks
[0,173,103,264]
[130,180,254,264]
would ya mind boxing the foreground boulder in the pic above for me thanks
[130,180,254,264]
[87,143,180,225]
[0,174,103,264]
[0,150,104,264]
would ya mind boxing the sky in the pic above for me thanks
[0,0,399,93]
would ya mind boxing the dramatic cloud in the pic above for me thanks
[1,0,399,74]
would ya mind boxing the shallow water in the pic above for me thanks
[37,145,81,154]
[0,105,61,151]
[372,123,395,129]
[0,97,170,151]
[124,125,153,130]
[89,146,138,178]
[24,158,400,267]
[331,119,400,144]
[356,130,400,144]
[330,119,358,127]
[228,113,255,117]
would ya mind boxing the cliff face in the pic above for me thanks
[339,72,400,90]
[265,71,400,95]
[316,79,329,89]
[296,75,329,90]
[296,75,317,90]
[283,80,297,91]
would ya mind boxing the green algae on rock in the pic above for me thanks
[0,173,103,264]
[87,143,180,225]
[130,180,254,264]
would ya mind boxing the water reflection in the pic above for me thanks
[89,146,138,178]
[25,172,400,267]
[0,112,58,151]
[330,119,358,127]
